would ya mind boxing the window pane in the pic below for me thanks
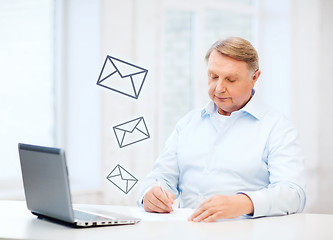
[162,9,194,138]
[0,0,54,180]
[204,9,253,49]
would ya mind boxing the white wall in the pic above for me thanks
[315,0,333,213]
[289,0,333,213]
[55,0,102,196]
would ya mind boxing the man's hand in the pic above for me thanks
[188,194,254,222]
[143,186,175,213]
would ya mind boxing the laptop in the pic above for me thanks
[18,143,140,227]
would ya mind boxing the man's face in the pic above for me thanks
[207,49,260,116]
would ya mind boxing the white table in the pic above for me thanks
[1,200,333,240]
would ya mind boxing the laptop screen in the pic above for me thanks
[18,143,75,223]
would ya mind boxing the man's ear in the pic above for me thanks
[252,70,261,84]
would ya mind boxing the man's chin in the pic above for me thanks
[217,107,231,116]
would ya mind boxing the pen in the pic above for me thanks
[155,178,173,211]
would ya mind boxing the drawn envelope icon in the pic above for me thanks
[113,117,150,148]
[96,55,148,99]
[106,164,138,194]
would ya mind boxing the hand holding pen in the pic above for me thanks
[142,178,175,213]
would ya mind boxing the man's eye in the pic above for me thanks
[209,74,218,79]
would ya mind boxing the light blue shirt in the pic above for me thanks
[137,94,306,218]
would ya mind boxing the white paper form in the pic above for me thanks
[129,207,195,221]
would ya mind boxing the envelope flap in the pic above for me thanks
[114,118,141,132]
[107,174,127,193]
[135,118,149,136]
[126,179,138,192]
[110,56,147,78]
[119,166,137,181]
[131,71,147,98]
[97,57,117,83]
[108,165,121,177]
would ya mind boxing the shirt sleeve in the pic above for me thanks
[136,120,182,207]
[240,115,306,218]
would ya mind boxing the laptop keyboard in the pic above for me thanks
[74,209,114,221]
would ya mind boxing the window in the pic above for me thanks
[0,0,101,200]
[0,0,54,197]
[162,9,195,139]
[204,9,254,47]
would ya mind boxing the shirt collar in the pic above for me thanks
[240,93,265,120]
[201,101,216,118]
[201,90,266,120]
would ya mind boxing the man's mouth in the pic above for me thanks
[215,96,229,101]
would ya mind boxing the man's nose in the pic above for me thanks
[215,79,226,93]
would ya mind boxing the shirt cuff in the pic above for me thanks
[238,190,270,218]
